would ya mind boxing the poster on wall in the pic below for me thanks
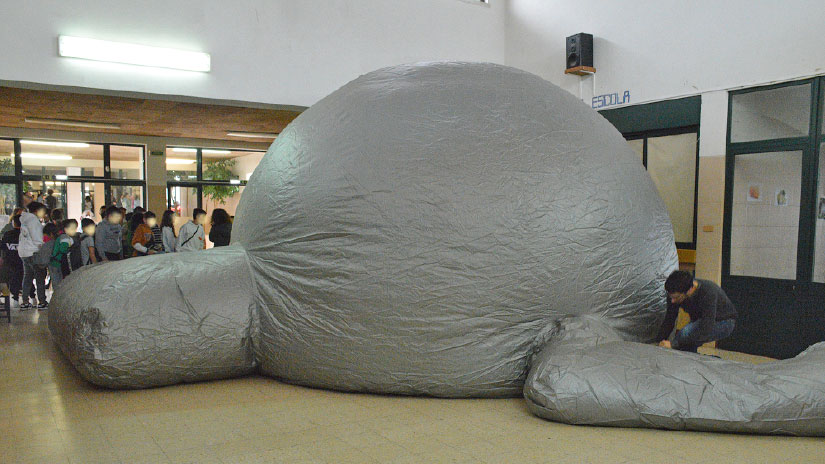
[747,184,762,203]
[775,189,788,207]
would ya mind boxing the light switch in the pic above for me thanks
[702,225,714,233]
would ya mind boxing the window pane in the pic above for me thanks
[0,183,15,216]
[111,185,144,213]
[169,186,199,222]
[0,139,14,176]
[27,180,66,211]
[167,147,197,181]
[65,182,105,223]
[626,138,644,164]
[110,145,144,180]
[730,151,802,280]
[21,140,103,177]
[813,142,825,283]
[646,133,697,244]
[203,149,264,181]
[730,84,811,142]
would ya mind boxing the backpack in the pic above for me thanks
[33,240,55,268]
[63,235,83,274]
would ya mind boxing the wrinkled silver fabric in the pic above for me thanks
[525,337,825,436]
[48,245,257,388]
[51,62,676,395]
[232,62,678,396]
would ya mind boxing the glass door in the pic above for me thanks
[721,79,825,359]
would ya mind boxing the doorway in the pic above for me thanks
[720,78,825,358]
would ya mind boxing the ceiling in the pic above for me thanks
[0,86,303,142]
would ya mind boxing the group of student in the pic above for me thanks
[0,202,233,310]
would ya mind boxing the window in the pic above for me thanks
[625,128,699,248]
[166,147,264,247]
[730,84,811,143]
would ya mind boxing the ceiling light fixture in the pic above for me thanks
[166,158,197,165]
[226,131,278,139]
[58,35,211,73]
[20,153,73,160]
[203,149,231,155]
[172,148,197,153]
[229,179,241,185]
[21,140,91,148]
[55,175,68,180]
[25,117,121,130]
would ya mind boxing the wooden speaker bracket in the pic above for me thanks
[564,66,596,76]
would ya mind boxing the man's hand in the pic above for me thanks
[658,340,672,349]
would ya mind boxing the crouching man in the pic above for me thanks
[656,270,737,353]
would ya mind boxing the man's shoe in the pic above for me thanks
[36,302,48,310]
[19,302,32,310]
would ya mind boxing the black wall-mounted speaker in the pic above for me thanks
[566,33,594,70]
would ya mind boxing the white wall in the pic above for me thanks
[0,0,505,107]
[505,0,825,107]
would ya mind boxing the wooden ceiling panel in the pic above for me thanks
[0,87,302,142]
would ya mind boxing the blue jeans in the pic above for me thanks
[673,319,735,353]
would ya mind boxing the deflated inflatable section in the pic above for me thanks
[48,245,257,388]
[525,335,825,436]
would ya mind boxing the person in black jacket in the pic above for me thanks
[208,208,232,247]
[1,215,24,304]
[656,270,737,353]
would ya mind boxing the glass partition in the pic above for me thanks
[646,133,698,244]
[111,145,145,180]
[730,84,811,143]
[0,139,14,176]
[166,147,197,181]
[20,140,104,177]
[730,151,802,280]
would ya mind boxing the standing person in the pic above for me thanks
[657,270,738,353]
[130,212,157,257]
[1,207,23,235]
[49,219,77,288]
[96,206,123,261]
[45,189,57,211]
[149,212,164,254]
[79,218,98,266]
[0,215,24,305]
[160,210,178,253]
[98,205,107,221]
[84,195,93,213]
[177,208,206,252]
[19,202,48,310]
[208,208,232,247]
[122,212,135,258]
[49,208,64,228]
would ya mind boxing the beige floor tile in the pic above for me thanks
[2,307,823,464]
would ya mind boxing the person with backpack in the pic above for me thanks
[19,202,48,310]
[0,214,24,305]
[177,208,206,252]
[49,219,78,288]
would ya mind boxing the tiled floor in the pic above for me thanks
[2,306,823,464]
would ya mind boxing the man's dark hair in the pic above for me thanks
[105,205,122,218]
[193,208,207,219]
[81,218,95,229]
[211,208,230,226]
[12,215,21,227]
[134,206,146,214]
[143,211,156,220]
[62,219,78,230]
[50,208,64,222]
[43,222,58,238]
[665,270,694,294]
[27,201,47,214]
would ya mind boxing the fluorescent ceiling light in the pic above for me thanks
[172,148,197,153]
[229,179,241,185]
[166,158,196,165]
[58,35,211,72]
[25,117,121,130]
[55,175,68,180]
[21,153,73,160]
[21,140,90,148]
[226,131,278,139]
[203,149,231,155]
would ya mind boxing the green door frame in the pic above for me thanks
[720,77,825,358]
